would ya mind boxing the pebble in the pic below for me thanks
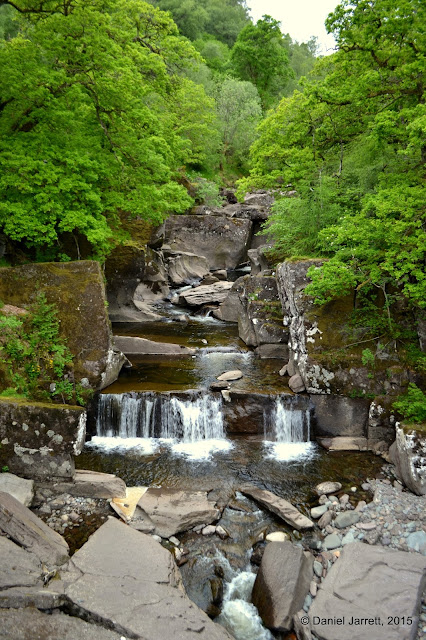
[169,536,180,547]
[202,525,216,536]
[323,533,341,550]
[311,505,328,519]
[265,531,288,542]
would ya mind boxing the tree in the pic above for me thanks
[230,15,292,109]
[0,0,217,259]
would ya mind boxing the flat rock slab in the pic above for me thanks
[180,281,233,307]
[0,608,124,640]
[0,491,69,567]
[71,469,126,499]
[110,486,148,522]
[0,472,34,506]
[240,485,314,531]
[315,481,342,496]
[309,542,426,640]
[252,541,313,633]
[0,536,42,590]
[217,369,243,381]
[130,488,220,538]
[114,335,195,356]
[62,517,231,640]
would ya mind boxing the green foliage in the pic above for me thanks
[393,384,426,424]
[230,15,292,109]
[0,0,219,260]
[0,294,83,404]
[188,174,224,207]
[361,348,375,368]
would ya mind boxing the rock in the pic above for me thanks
[339,493,349,507]
[164,214,252,270]
[313,560,323,578]
[240,485,314,530]
[322,533,341,550]
[180,281,233,306]
[217,370,243,382]
[356,521,376,530]
[389,424,426,495]
[0,261,125,391]
[311,505,328,519]
[318,511,333,529]
[244,192,274,209]
[202,525,216,536]
[65,469,126,499]
[317,437,369,451]
[293,609,312,640]
[165,251,210,285]
[255,344,289,359]
[311,395,369,438]
[0,536,43,590]
[216,525,229,539]
[210,381,230,391]
[265,531,289,542]
[341,530,357,546]
[309,542,426,640]
[0,608,124,639]
[201,274,219,285]
[252,540,313,634]
[0,491,69,566]
[62,518,231,640]
[289,374,306,393]
[0,399,85,481]
[0,473,34,506]
[0,584,63,610]
[114,336,196,356]
[247,247,272,275]
[334,511,360,529]
[213,269,228,280]
[169,535,180,546]
[406,530,426,554]
[315,481,342,496]
[130,488,220,538]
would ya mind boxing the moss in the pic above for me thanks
[401,422,426,436]
[0,396,82,411]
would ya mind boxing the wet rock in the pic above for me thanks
[0,491,69,567]
[55,470,126,499]
[130,488,220,538]
[165,251,210,285]
[288,374,306,393]
[217,370,243,382]
[202,525,216,536]
[389,424,426,495]
[0,536,43,590]
[61,518,232,639]
[114,335,196,357]
[0,473,34,506]
[252,540,313,634]
[322,533,341,550]
[309,542,426,640]
[251,544,266,565]
[265,531,289,542]
[315,481,342,496]
[318,510,333,529]
[318,436,369,451]
[215,525,229,539]
[180,281,233,306]
[240,485,314,530]
[0,608,124,640]
[311,505,328,519]
[255,344,289,359]
[210,381,230,391]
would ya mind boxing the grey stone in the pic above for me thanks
[215,525,229,539]
[130,488,220,538]
[315,481,342,496]
[318,437,369,451]
[114,335,195,356]
[63,518,231,640]
[0,491,69,567]
[0,609,124,639]
[313,560,323,577]
[0,473,34,506]
[389,424,426,495]
[202,525,216,536]
[265,531,289,542]
[334,511,360,529]
[407,530,426,554]
[252,540,313,633]
[217,369,243,381]
[318,511,334,529]
[341,530,356,546]
[293,609,313,640]
[165,251,210,285]
[180,281,233,307]
[0,585,63,609]
[0,536,42,590]
[240,485,314,530]
[311,505,328,519]
[255,344,289,359]
[311,395,369,438]
[289,374,306,393]
[322,534,341,550]
[309,542,426,639]
[56,470,126,499]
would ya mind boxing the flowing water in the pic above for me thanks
[82,312,384,638]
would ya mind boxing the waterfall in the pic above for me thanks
[96,392,225,442]
[263,395,314,461]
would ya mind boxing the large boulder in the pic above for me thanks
[0,398,86,480]
[164,214,252,270]
[276,260,410,397]
[54,469,127,499]
[164,250,210,285]
[389,424,426,495]
[252,541,313,634]
[60,517,232,640]
[0,536,44,590]
[309,542,426,640]
[0,491,69,567]
[113,336,196,357]
[130,488,220,538]
[0,472,34,506]
[180,281,233,307]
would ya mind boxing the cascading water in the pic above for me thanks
[263,395,315,461]
[92,391,232,459]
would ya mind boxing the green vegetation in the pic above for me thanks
[393,384,426,424]
[0,294,84,404]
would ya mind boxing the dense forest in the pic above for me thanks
[0,0,424,412]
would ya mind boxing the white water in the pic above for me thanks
[217,571,273,640]
[263,396,314,461]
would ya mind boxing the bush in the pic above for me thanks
[393,384,426,424]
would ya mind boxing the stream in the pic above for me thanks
[79,310,384,639]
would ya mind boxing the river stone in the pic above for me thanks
[0,491,69,567]
[55,470,127,499]
[0,473,34,506]
[309,542,426,640]
[334,511,360,529]
[288,374,306,393]
[0,608,125,640]
[318,510,333,529]
[165,251,210,285]
[217,370,243,382]
[114,335,196,356]
[406,531,426,554]
[130,488,220,538]
[322,533,341,550]
[180,281,233,307]
[62,518,231,640]
[252,541,313,633]
[240,485,314,531]
[266,532,289,542]
[311,505,328,519]
[315,481,342,496]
